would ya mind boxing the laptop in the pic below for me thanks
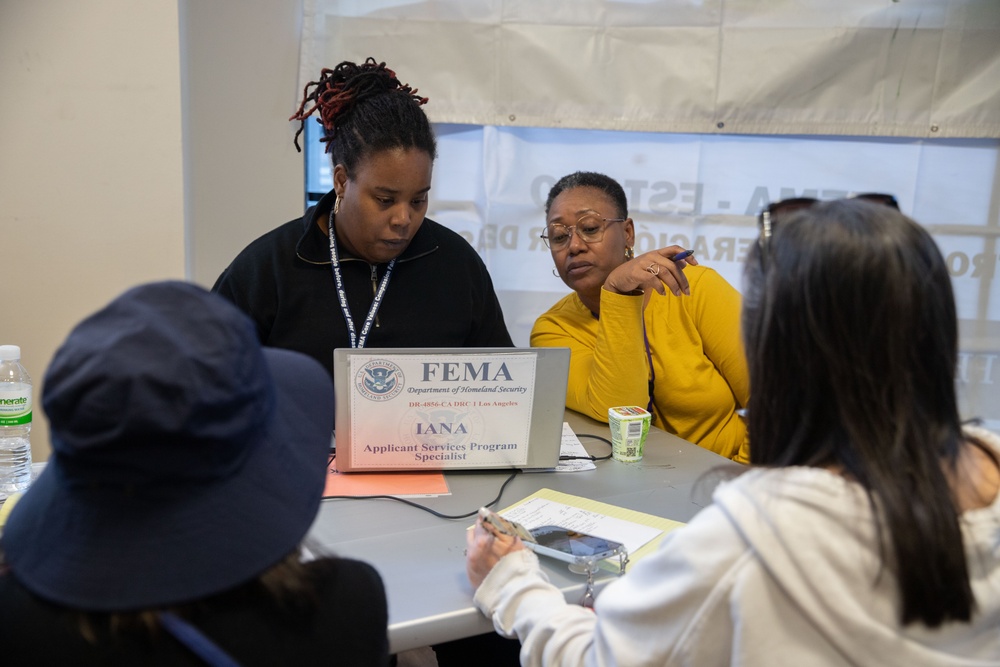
[332,347,570,472]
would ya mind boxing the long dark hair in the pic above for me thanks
[290,57,437,174]
[742,199,974,627]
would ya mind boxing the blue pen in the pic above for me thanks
[671,249,694,262]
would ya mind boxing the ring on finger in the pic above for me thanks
[645,262,660,276]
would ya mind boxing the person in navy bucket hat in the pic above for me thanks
[0,281,389,666]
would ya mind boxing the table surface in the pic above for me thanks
[307,409,739,653]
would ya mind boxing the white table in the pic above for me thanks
[307,409,739,653]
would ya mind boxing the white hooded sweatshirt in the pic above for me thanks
[474,427,1000,667]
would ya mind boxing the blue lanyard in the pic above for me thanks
[328,211,395,349]
[641,319,656,418]
[160,612,241,667]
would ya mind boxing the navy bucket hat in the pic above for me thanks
[1,281,334,611]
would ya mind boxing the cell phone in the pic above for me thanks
[477,507,537,542]
[524,525,626,566]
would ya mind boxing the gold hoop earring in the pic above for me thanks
[333,195,341,215]
[625,246,634,260]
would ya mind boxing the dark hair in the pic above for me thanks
[742,199,976,627]
[68,549,319,643]
[545,171,628,219]
[290,57,437,174]
[0,548,319,643]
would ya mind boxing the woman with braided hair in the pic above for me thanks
[214,58,512,377]
[213,57,519,667]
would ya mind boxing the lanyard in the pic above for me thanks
[641,319,656,418]
[160,612,242,667]
[328,211,395,349]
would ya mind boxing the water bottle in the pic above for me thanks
[0,345,33,501]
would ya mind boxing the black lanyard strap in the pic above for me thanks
[328,210,395,349]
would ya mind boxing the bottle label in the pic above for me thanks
[0,388,32,425]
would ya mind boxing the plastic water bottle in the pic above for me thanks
[0,345,33,501]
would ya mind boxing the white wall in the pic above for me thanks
[0,1,186,461]
[0,0,306,461]
[181,0,305,288]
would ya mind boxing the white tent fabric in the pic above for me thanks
[301,0,1000,138]
[299,1,1000,427]
[308,124,1000,428]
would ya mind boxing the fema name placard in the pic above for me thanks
[347,352,537,469]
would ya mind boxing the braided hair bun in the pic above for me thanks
[289,57,435,173]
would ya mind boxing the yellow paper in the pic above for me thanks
[498,488,685,569]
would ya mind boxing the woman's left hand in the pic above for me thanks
[466,517,525,589]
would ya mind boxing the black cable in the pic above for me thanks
[558,433,614,462]
[325,431,611,518]
[323,468,522,520]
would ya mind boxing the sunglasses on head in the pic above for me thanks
[756,193,900,267]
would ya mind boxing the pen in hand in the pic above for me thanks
[671,249,694,262]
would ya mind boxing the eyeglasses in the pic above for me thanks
[757,193,900,267]
[540,214,626,250]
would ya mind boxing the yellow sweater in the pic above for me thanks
[531,266,750,463]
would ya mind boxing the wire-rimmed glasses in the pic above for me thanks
[540,214,626,250]
[756,193,900,267]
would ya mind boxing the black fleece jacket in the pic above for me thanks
[213,190,513,376]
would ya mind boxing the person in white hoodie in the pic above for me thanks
[465,197,1000,667]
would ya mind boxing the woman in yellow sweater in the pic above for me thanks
[531,171,749,462]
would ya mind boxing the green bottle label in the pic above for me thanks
[0,389,32,425]
[0,410,31,426]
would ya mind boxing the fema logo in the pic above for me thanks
[355,359,405,401]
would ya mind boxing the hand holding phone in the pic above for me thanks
[468,508,531,589]
[478,509,626,566]
[477,507,536,542]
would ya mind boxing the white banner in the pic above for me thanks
[310,125,1000,427]
[303,0,1000,138]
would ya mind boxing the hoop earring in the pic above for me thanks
[552,269,559,277]
[625,246,634,260]
[333,195,341,215]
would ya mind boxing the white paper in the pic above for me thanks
[502,497,662,556]
[554,422,597,472]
